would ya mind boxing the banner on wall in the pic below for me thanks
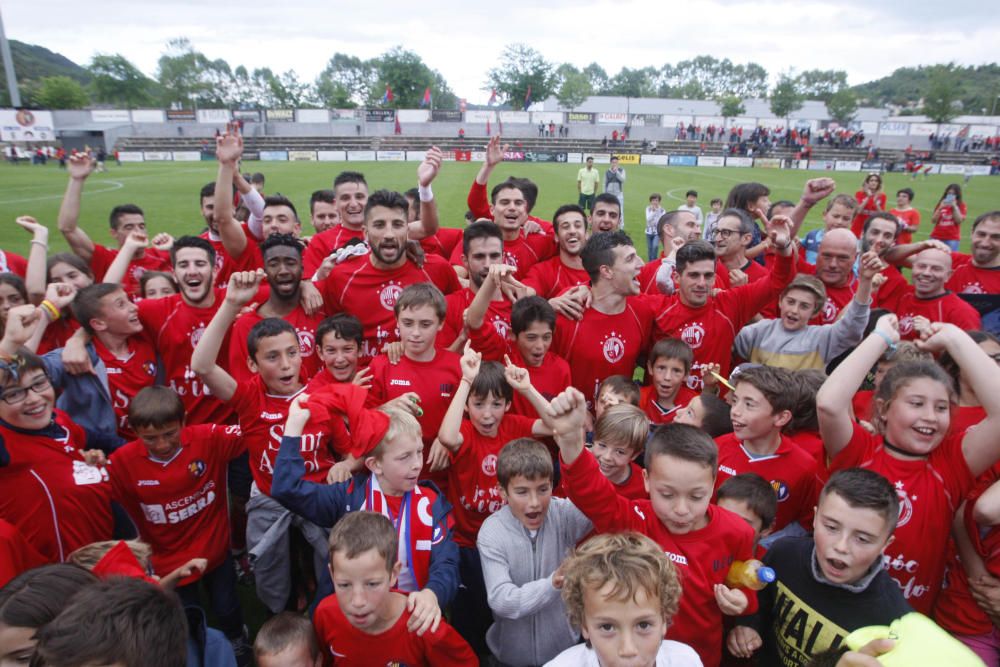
[295,109,329,123]
[91,110,130,123]
[835,160,862,171]
[640,154,668,165]
[172,151,201,161]
[612,153,640,164]
[232,109,261,123]
[697,156,725,167]
[143,151,172,161]
[669,155,697,166]
[376,150,405,161]
[501,151,525,161]
[347,150,376,161]
[431,110,463,122]
[0,109,54,140]
[118,152,144,162]
[808,160,835,171]
[288,151,317,161]
[259,151,288,161]
[725,157,753,167]
[166,109,196,121]
[365,109,395,122]
[317,151,347,161]
[197,109,231,123]
[567,112,594,124]
[331,109,358,121]
[597,112,627,125]
[266,109,294,122]
[523,151,568,163]
[131,109,164,123]
[754,158,782,169]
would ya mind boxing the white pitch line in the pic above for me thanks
[0,180,124,204]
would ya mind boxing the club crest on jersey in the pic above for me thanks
[378,281,403,310]
[894,480,914,527]
[297,330,315,357]
[130,265,147,282]
[481,454,498,477]
[143,361,156,377]
[680,323,705,348]
[771,479,790,502]
[504,252,519,270]
[898,315,914,337]
[960,282,984,294]
[188,460,207,478]
[492,318,510,339]
[601,332,625,363]
[189,324,207,349]
[822,298,838,323]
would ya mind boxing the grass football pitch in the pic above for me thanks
[1,161,997,257]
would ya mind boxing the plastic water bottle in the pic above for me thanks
[725,559,776,590]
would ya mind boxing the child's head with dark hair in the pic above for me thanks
[254,612,322,667]
[498,438,555,532]
[581,231,636,285]
[717,473,777,541]
[675,392,733,438]
[327,512,402,633]
[46,252,94,291]
[127,386,187,460]
[394,283,446,359]
[643,423,718,534]
[246,318,302,395]
[814,468,899,584]
[595,375,640,420]
[71,283,141,337]
[0,274,27,331]
[316,313,364,382]
[591,404,649,485]
[138,270,178,300]
[251,172,266,186]
[467,361,513,437]
[646,338,693,406]
[871,359,955,454]
[787,369,827,434]
[561,532,681,667]
[30,576,187,667]
[0,348,54,430]
[512,296,556,367]
[938,330,1000,405]
[725,182,770,219]
[730,365,796,444]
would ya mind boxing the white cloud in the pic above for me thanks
[4,0,998,104]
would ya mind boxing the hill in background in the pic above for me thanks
[0,39,91,106]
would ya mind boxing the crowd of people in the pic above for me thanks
[1,125,1000,667]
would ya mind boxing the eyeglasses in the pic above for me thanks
[712,228,741,239]
[0,377,51,405]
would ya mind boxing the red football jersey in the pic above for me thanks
[714,258,769,290]
[612,461,648,500]
[0,250,27,277]
[552,299,656,408]
[138,291,233,426]
[420,227,464,259]
[448,231,555,280]
[714,433,820,530]
[829,423,975,613]
[313,593,474,666]
[0,410,113,562]
[522,255,590,299]
[90,244,171,296]
[92,336,158,440]
[37,316,82,356]
[108,424,244,583]
[226,305,324,386]
[931,201,967,242]
[0,519,45,588]
[302,224,366,277]
[366,351,462,449]
[947,253,1000,295]
[447,415,536,547]
[439,287,512,351]
[509,348,571,418]
[200,226,262,289]
[890,291,981,340]
[317,255,460,365]
[639,384,697,425]
[890,208,921,245]
[561,449,757,667]
[228,376,337,496]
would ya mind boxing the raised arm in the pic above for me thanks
[57,154,98,261]
[437,342,479,452]
[503,355,552,433]
[817,313,899,459]
[213,128,249,259]
[191,270,263,401]
[542,386,588,465]
[102,232,146,286]
[788,177,835,239]
[467,136,504,219]
[409,147,442,240]
[233,171,266,240]
[14,216,50,303]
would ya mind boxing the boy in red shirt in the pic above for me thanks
[192,270,337,614]
[105,386,249,658]
[431,347,554,654]
[588,403,649,500]
[640,337,697,424]
[313,511,474,666]
[715,364,820,533]
[547,385,758,667]
[716,473,777,558]
[890,187,921,245]
[307,313,370,392]
[69,284,158,440]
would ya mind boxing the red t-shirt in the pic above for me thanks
[108,424,244,583]
[951,405,986,437]
[138,291,233,426]
[420,227,464,259]
[638,257,665,295]
[651,251,795,391]
[638,384,696,425]
[226,305,324,386]
[932,201,967,242]
[522,255,590,299]
[714,433,820,531]
[448,231,556,280]
[37,317,82,356]
[612,461,648,500]
[92,337,158,440]
[873,264,910,312]
[200,226,261,289]
[890,208,921,245]
[948,253,1000,295]
[0,250,27,277]
[440,288,512,350]
[561,449,757,667]
[313,593,474,666]
[851,191,887,237]
[317,255,460,365]
[0,519,45,588]
[829,423,975,613]
[447,415,536,547]
[228,377,336,495]
[510,348,571,418]
[302,225,366,277]
[0,410,113,562]
[552,299,656,408]
[366,351,462,449]
[90,244,171,296]
[889,291,981,340]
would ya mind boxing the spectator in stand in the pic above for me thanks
[851,173,886,237]
[931,184,967,252]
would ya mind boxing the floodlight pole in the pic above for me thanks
[0,5,20,107]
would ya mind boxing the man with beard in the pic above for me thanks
[316,190,460,367]
[590,193,624,234]
[947,211,1000,294]
[638,209,700,294]
[308,189,340,234]
[879,247,981,339]
[226,234,325,385]
[523,204,590,300]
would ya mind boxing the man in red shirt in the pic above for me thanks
[948,211,1000,294]
[551,231,656,409]
[652,217,796,392]
[316,190,460,367]
[712,209,769,289]
[308,189,340,234]
[57,154,170,295]
[638,210,699,294]
[791,228,858,324]
[523,204,590,300]
[881,247,982,339]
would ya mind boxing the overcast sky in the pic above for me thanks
[4,0,998,104]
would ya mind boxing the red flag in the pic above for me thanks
[420,87,431,108]
[488,88,497,106]
[394,114,402,135]
[486,117,491,135]
[524,85,532,109]
[382,85,394,105]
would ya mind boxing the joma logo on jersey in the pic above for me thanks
[390,379,412,387]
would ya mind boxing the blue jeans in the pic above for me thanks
[940,239,960,251]
[646,233,659,261]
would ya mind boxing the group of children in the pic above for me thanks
[1,127,999,667]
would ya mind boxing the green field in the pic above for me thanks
[1,161,997,256]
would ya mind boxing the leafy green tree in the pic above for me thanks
[36,76,89,108]
[605,67,657,98]
[826,88,859,124]
[659,56,768,99]
[156,38,211,107]
[369,47,456,109]
[555,65,592,109]
[486,43,555,109]
[769,74,805,122]
[922,69,960,123]
[719,95,745,120]
[795,69,848,102]
[314,53,373,108]
[582,63,610,94]
[89,54,154,108]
